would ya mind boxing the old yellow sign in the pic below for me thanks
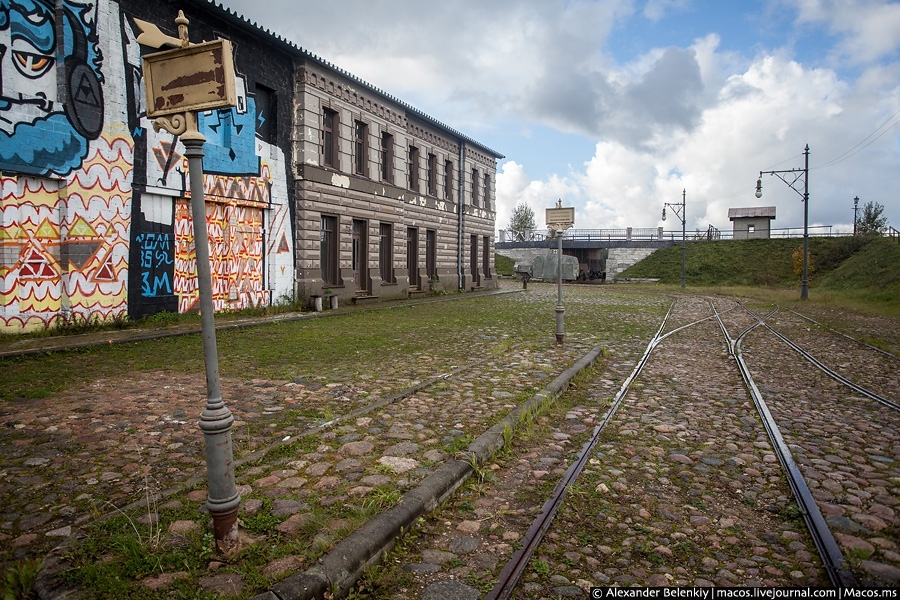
[143,39,236,117]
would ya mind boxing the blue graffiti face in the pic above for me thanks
[0,0,102,176]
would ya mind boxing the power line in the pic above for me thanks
[816,107,900,170]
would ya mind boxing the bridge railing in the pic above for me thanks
[499,225,856,243]
[888,227,900,244]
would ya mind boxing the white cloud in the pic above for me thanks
[791,0,900,64]
[216,0,900,235]
[510,48,900,235]
[496,161,580,234]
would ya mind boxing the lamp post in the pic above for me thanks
[546,199,574,345]
[756,144,810,300]
[137,12,241,552]
[662,189,686,288]
[853,196,859,236]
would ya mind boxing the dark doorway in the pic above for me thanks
[426,229,437,281]
[352,219,367,292]
[407,227,419,289]
[470,234,479,286]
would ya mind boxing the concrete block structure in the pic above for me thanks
[0,0,501,333]
[729,207,776,239]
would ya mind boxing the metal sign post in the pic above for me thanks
[546,200,574,346]
[137,11,240,553]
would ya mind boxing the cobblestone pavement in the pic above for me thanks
[1,285,898,599]
[0,282,669,598]
[373,295,900,599]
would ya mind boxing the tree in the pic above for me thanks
[856,201,888,236]
[508,203,536,241]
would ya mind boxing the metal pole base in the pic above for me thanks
[555,305,565,346]
[209,505,240,554]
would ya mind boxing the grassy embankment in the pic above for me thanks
[583,236,900,317]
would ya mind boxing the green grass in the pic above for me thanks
[494,253,515,276]
[619,236,900,315]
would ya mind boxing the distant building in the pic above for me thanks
[729,207,776,239]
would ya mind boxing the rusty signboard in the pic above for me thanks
[143,39,236,117]
[545,206,575,230]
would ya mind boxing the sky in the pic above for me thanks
[214,0,900,237]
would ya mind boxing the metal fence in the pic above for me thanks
[498,225,864,243]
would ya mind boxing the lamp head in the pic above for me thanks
[755,178,762,199]
[661,208,667,221]
[854,196,859,207]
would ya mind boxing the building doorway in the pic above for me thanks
[352,219,368,292]
[407,227,419,290]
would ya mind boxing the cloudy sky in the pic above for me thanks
[216,0,900,236]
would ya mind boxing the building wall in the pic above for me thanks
[0,0,295,332]
[292,59,498,304]
[732,218,772,240]
[1,0,497,332]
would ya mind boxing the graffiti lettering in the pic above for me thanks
[141,271,172,297]
[136,232,174,297]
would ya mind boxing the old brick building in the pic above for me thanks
[0,0,500,333]
[293,53,503,303]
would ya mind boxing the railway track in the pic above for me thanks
[389,294,899,597]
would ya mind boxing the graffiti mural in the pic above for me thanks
[0,0,294,332]
[1,1,132,332]
[0,130,132,331]
[174,162,279,313]
[0,0,105,176]
[145,80,294,316]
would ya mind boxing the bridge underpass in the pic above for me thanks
[495,227,677,282]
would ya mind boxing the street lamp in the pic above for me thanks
[756,144,810,300]
[546,199,574,345]
[662,189,686,288]
[853,196,860,236]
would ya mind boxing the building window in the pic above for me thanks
[482,235,491,278]
[427,153,438,196]
[379,223,394,283]
[320,215,339,284]
[381,131,393,183]
[444,160,454,201]
[471,167,479,207]
[483,173,491,211]
[354,120,368,176]
[408,146,420,192]
[323,108,338,168]
[748,224,755,234]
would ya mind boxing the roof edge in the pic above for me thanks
[188,0,504,159]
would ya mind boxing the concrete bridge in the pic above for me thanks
[495,227,684,281]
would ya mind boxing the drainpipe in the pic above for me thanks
[457,140,466,289]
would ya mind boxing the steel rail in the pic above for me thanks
[483,299,678,600]
[716,304,857,588]
[750,307,900,411]
[785,309,899,360]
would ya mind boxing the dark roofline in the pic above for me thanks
[188,0,504,159]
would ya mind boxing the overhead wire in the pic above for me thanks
[703,108,900,204]
[815,107,900,171]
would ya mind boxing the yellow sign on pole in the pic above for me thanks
[143,39,237,117]
[546,206,575,231]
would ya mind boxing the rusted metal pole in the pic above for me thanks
[555,232,564,345]
[182,120,240,553]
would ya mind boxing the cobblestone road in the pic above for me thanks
[1,284,898,599]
